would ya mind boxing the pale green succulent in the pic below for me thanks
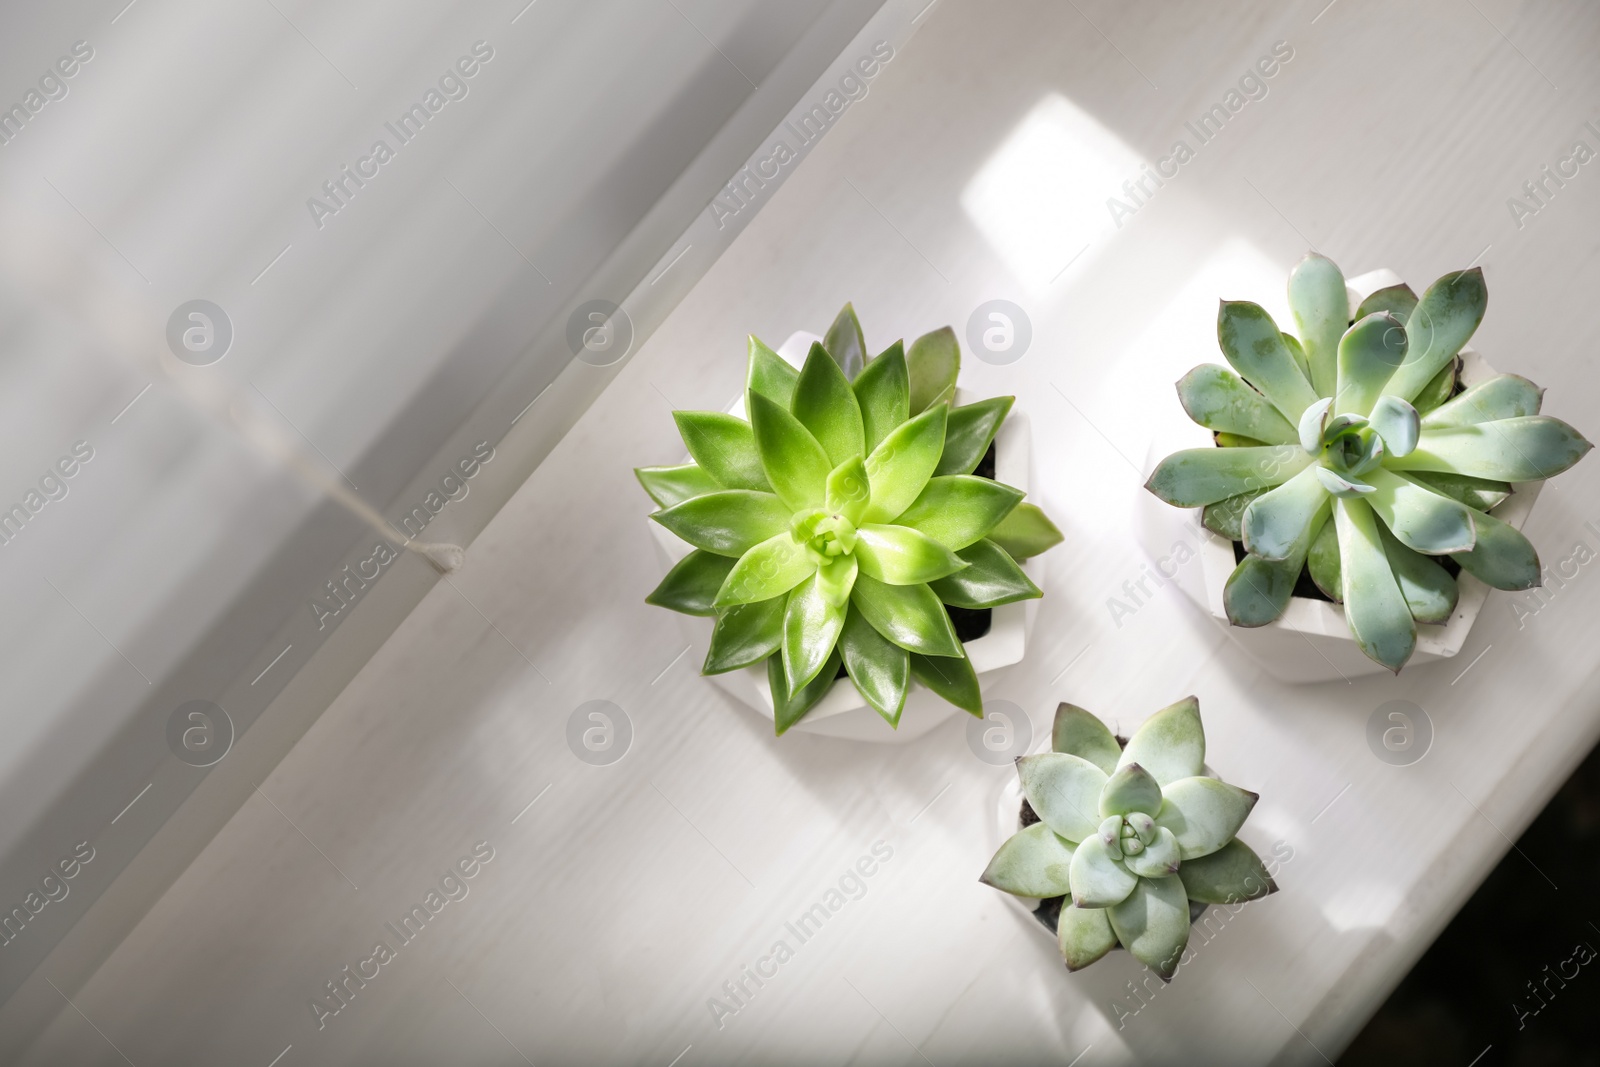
[982,698,1272,980]
[1147,254,1592,671]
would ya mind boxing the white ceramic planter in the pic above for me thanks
[1137,269,1542,682]
[648,332,1036,742]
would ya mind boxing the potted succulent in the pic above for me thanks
[982,698,1274,980]
[1143,255,1591,678]
[639,305,1062,740]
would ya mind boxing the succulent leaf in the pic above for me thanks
[852,341,910,452]
[1306,512,1342,600]
[1117,696,1205,788]
[1122,826,1182,878]
[863,403,947,523]
[1051,703,1122,776]
[1155,777,1258,860]
[1335,312,1408,416]
[647,549,737,616]
[1287,251,1349,396]
[768,649,840,735]
[746,335,799,407]
[823,456,872,527]
[1314,466,1375,498]
[1202,489,1263,541]
[839,605,909,725]
[1225,500,1328,626]
[747,391,831,511]
[793,342,867,466]
[986,502,1064,561]
[1410,357,1458,416]
[652,490,790,556]
[1363,468,1477,555]
[1407,470,1511,512]
[1354,282,1418,324]
[1017,753,1110,843]
[1298,396,1332,454]
[1335,497,1417,672]
[1176,365,1298,445]
[636,463,720,508]
[908,648,983,716]
[1281,331,1311,383]
[1451,506,1541,590]
[1241,464,1329,561]
[1217,300,1321,422]
[823,302,867,380]
[1367,394,1421,458]
[714,532,815,606]
[937,396,1014,476]
[1100,763,1163,817]
[980,822,1077,897]
[1145,445,1311,508]
[1421,373,1544,429]
[1058,903,1119,971]
[906,326,960,414]
[853,524,967,585]
[850,573,964,657]
[894,475,1023,551]
[703,597,785,674]
[1069,833,1139,908]
[1384,267,1487,402]
[782,571,849,690]
[1377,523,1459,623]
[674,410,771,491]
[1390,417,1593,482]
[1108,874,1191,981]
[928,538,1040,608]
[1177,839,1276,904]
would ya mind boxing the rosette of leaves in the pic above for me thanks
[981,698,1273,980]
[1146,254,1591,671]
[638,305,1063,733]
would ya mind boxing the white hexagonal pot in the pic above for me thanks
[647,331,1036,742]
[1137,269,1542,683]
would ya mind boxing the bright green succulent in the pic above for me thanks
[981,698,1272,980]
[638,305,1063,734]
[1146,254,1592,671]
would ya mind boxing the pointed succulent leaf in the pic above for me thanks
[1100,763,1164,818]
[673,411,770,492]
[937,396,1013,476]
[1225,537,1316,626]
[1298,396,1332,454]
[1355,282,1418,324]
[1123,826,1182,879]
[839,604,909,725]
[793,342,866,466]
[980,823,1077,898]
[1176,365,1298,445]
[1051,704,1121,776]
[853,340,909,452]
[850,573,963,657]
[1069,833,1139,908]
[1217,300,1321,422]
[1117,696,1205,787]
[1384,267,1487,401]
[1421,373,1544,429]
[1155,777,1258,860]
[1058,903,1119,971]
[1287,252,1348,396]
[768,649,840,735]
[1108,874,1191,981]
[747,335,798,407]
[1335,312,1408,416]
[894,475,1024,550]
[823,302,867,380]
[1145,445,1311,508]
[909,648,983,715]
[647,549,737,615]
[815,554,858,608]
[747,392,830,511]
[1368,394,1421,457]
[1215,432,1267,447]
[1307,512,1342,600]
[1282,331,1311,382]
[985,502,1063,561]
[853,524,967,585]
[1390,417,1592,481]
[1314,467,1376,497]
[1177,838,1276,904]
[1451,506,1541,590]
[652,490,790,556]
[1363,467,1476,555]
[1202,489,1263,541]
[1241,464,1329,561]
[1097,815,1126,856]
[1411,358,1458,416]
[906,326,960,414]
[824,456,872,527]
[1128,812,1158,846]
[636,464,719,508]
[782,571,848,690]
[1017,753,1110,843]
[714,532,815,606]
[1334,497,1416,672]
[702,597,784,674]
[929,538,1040,608]
[1408,470,1511,512]
[1378,523,1458,623]
[862,403,947,522]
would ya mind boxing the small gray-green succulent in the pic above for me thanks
[1146,254,1592,672]
[981,698,1272,980]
